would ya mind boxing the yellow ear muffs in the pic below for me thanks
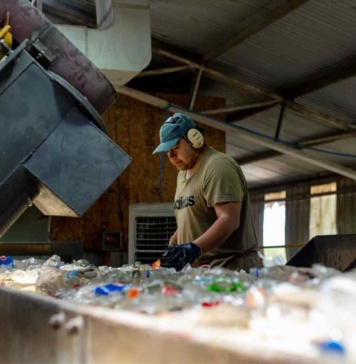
[186,128,204,149]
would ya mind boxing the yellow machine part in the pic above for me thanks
[0,23,12,61]
[0,24,13,48]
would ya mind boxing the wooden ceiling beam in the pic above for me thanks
[299,131,356,147]
[136,65,194,77]
[202,0,310,63]
[285,102,356,131]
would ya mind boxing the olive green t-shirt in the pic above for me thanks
[173,147,260,270]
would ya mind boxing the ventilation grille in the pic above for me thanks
[136,216,177,250]
[128,203,176,264]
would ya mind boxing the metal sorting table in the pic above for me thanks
[0,285,324,364]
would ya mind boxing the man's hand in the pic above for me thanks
[162,242,202,271]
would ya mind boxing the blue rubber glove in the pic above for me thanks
[162,242,202,271]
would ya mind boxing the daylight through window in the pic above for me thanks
[309,182,337,239]
[263,191,286,262]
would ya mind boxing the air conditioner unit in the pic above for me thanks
[128,203,176,265]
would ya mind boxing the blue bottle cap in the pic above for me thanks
[0,256,14,266]
[318,340,345,355]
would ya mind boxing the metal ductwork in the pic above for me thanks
[0,0,132,238]
[55,0,152,88]
[95,0,114,30]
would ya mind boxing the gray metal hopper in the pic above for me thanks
[286,234,356,271]
[0,1,131,237]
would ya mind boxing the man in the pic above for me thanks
[153,113,261,272]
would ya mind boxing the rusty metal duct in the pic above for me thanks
[0,0,117,114]
[0,0,132,238]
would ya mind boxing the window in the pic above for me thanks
[262,191,286,262]
[309,182,337,239]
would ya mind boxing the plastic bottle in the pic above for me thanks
[0,255,15,270]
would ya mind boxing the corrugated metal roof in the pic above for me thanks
[298,76,356,123]
[150,0,282,54]
[218,0,356,92]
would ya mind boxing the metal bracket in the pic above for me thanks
[31,38,56,65]
[0,39,28,73]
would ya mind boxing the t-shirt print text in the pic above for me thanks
[174,196,195,210]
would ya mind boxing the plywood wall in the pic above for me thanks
[50,93,225,253]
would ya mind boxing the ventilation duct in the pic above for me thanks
[95,0,114,30]
[56,0,152,87]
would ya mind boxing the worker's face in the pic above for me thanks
[167,138,199,171]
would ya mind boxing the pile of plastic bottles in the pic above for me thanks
[1,254,356,362]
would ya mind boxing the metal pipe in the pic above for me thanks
[274,102,286,141]
[95,0,114,30]
[189,68,203,110]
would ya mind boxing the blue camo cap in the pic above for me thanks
[153,113,197,154]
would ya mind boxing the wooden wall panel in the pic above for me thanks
[51,93,225,255]
[50,216,86,243]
